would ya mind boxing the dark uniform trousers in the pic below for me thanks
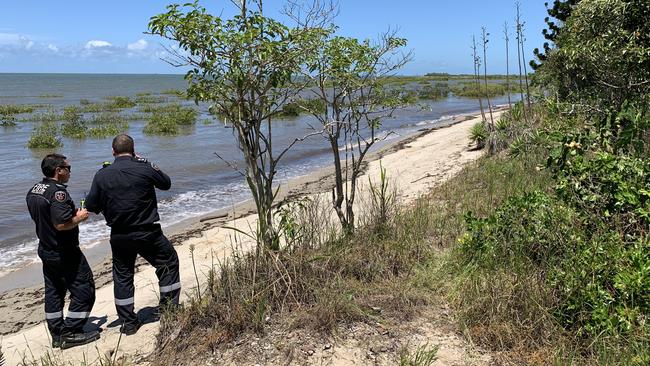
[41,248,95,335]
[109,224,180,325]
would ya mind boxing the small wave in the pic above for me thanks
[415,114,456,127]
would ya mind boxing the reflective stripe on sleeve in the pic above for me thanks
[160,282,181,293]
[67,311,90,319]
[45,311,63,319]
[115,297,135,306]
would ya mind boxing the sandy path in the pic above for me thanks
[1,110,503,365]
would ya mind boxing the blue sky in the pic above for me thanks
[0,1,548,75]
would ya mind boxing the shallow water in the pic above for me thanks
[0,73,517,274]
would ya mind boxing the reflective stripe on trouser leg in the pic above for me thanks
[154,235,180,307]
[64,252,96,333]
[42,258,66,335]
[160,281,181,306]
[138,231,181,307]
[111,243,138,324]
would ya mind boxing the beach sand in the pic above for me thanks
[0,108,505,364]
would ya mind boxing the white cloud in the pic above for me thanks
[127,39,148,51]
[48,44,59,52]
[84,40,112,49]
[0,33,32,47]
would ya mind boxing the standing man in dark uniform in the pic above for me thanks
[85,134,180,335]
[26,154,100,349]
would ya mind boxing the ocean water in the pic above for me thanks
[0,73,517,275]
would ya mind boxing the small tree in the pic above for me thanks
[531,0,582,70]
[299,31,411,234]
[149,1,327,250]
[472,35,487,123]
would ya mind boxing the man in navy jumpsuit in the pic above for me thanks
[26,154,100,349]
[85,134,180,335]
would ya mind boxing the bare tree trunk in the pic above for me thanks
[504,21,512,108]
[472,36,486,123]
[518,18,532,109]
[481,27,495,129]
[515,1,528,122]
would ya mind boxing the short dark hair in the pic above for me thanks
[112,134,134,155]
[41,154,67,178]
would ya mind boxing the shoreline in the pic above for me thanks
[0,107,506,341]
[0,108,493,294]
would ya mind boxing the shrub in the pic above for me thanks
[469,122,487,149]
[161,89,186,98]
[106,96,136,109]
[60,120,88,139]
[278,98,326,117]
[61,105,82,123]
[1,114,17,127]
[0,104,35,115]
[418,83,449,100]
[143,104,197,135]
[90,112,127,125]
[20,110,59,123]
[88,122,128,138]
[27,122,62,148]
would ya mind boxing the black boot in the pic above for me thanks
[60,330,101,349]
[120,320,142,335]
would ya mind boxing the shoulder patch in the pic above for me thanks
[150,162,160,171]
[54,191,67,202]
[137,157,149,164]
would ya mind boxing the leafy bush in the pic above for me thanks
[550,232,650,336]
[554,151,650,228]
[27,122,62,148]
[539,0,650,113]
[460,191,578,270]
